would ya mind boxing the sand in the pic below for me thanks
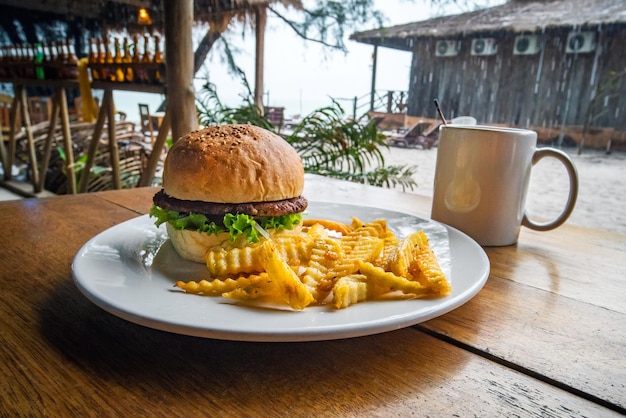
[380,146,626,235]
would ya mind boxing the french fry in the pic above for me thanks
[334,236,384,277]
[347,219,388,240]
[177,216,452,310]
[303,219,352,235]
[350,217,365,230]
[306,222,331,239]
[206,245,263,278]
[175,275,264,296]
[341,219,399,270]
[257,240,314,310]
[387,230,450,294]
[388,230,429,278]
[332,274,368,309]
[301,237,343,302]
[221,273,282,302]
[358,261,440,298]
[412,244,452,295]
[375,229,400,268]
[270,232,314,267]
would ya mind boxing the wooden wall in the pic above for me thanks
[406,25,626,133]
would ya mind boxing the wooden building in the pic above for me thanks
[351,0,626,147]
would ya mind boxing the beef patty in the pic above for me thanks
[153,189,308,219]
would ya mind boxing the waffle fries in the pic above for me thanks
[175,217,451,310]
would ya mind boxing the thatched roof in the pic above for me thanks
[350,0,626,51]
[0,0,300,46]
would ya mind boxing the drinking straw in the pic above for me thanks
[434,99,447,125]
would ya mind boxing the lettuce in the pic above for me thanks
[149,205,302,243]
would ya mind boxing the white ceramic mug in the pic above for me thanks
[431,124,579,246]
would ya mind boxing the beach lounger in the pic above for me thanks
[387,121,433,148]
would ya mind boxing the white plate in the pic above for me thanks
[72,201,489,342]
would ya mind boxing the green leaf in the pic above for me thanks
[149,205,303,243]
[224,213,259,243]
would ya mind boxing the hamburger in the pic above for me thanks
[150,124,308,263]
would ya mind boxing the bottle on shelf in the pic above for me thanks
[14,44,23,77]
[34,43,45,80]
[0,46,6,79]
[132,35,141,63]
[103,37,115,82]
[98,37,109,81]
[7,45,13,77]
[131,34,144,84]
[89,38,100,81]
[24,44,35,79]
[56,41,66,78]
[123,37,134,83]
[153,35,164,84]
[0,45,10,79]
[140,34,153,83]
[43,43,57,79]
[113,37,124,82]
[65,39,79,79]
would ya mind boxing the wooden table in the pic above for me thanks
[1,175,624,416]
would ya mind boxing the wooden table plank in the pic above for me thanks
[421,275,626,411]
[493,226,626,313]
[93,185,158,214]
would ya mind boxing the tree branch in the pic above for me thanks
[268,6,347,51]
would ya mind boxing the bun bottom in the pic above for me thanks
[166,223,229,263]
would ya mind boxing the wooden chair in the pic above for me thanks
[28,97,52,125]
[138,103,160,144]
[265,106,285,128]
[0,94,20,133]
[19,120,152,194]
[73,96,106,123]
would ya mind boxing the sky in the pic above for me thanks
[201,0,431,118]
[116,0,505,122]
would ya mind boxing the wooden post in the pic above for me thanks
[17,85,40,189]
[58,87,77,194]
[138,111,171,187]
[79,90,109,193]
[254,6,267,113]
[370,45,378,111]
[0,119,6,179]
[104,89,121,190]
[6,88,20,181]
[37,88,61,193]
[164,0,196,142]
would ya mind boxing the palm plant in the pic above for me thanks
[196,71,273,130]
[284,103,417,191]
[195,79,418,192]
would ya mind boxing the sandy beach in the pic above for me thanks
[381,145,626,236]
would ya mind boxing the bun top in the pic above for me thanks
[162,124,305,203]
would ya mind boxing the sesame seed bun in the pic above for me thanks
[162,124,304,203]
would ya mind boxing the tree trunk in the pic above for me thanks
[156,28,222,113]
[254,6,267,112]
[194,30,222,75]
[164,0,196,141]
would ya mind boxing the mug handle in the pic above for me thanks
[522,148,579,231]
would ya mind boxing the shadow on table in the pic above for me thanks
[38,279,468,412]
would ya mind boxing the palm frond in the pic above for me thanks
[195,79,418,192]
